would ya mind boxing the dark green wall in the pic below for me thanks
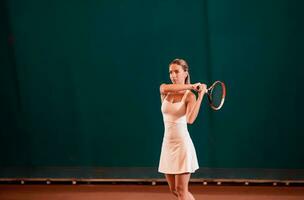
[1,0,303,169]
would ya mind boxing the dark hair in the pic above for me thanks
[169,58,190,84]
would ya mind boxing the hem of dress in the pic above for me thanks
[158,168,199,175]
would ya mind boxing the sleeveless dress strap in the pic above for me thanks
[162,92,170,103]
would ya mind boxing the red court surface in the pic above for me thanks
[1,184,304,200]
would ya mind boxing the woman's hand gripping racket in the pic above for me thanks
[196,81,226,110]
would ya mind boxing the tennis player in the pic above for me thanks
[159,58,206,200]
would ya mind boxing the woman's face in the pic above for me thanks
[169,64,188,84]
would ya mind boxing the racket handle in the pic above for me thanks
[196,85,208,93]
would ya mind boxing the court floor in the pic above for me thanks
[1,184,304,200]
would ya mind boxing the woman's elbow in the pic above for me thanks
[160,84,167,94]
[187,118,195,124]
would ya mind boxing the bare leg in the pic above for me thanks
[165,174,178,198]
[175,173,195,200]
[188,191,195,200]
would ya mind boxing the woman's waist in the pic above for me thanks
[163,115,187,124]
[163,122,189,135]
[163,121,188,129]
[162,130,191,141]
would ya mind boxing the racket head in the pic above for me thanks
[206,81,226,110]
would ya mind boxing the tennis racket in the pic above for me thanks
[197,81,226,110]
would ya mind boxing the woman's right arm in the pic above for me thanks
[160,83,198,94]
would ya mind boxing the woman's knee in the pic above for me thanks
[175,185,188,196]
[168,185,177,196]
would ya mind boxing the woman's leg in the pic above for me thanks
[175,173,195,200]
[165,174,178,197]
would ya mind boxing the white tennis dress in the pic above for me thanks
[158,90,199,174]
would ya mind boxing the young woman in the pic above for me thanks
[158,58,206,200]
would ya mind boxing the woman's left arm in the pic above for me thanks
[186,86,206,124]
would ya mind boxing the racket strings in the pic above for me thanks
[208,81,226,110]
